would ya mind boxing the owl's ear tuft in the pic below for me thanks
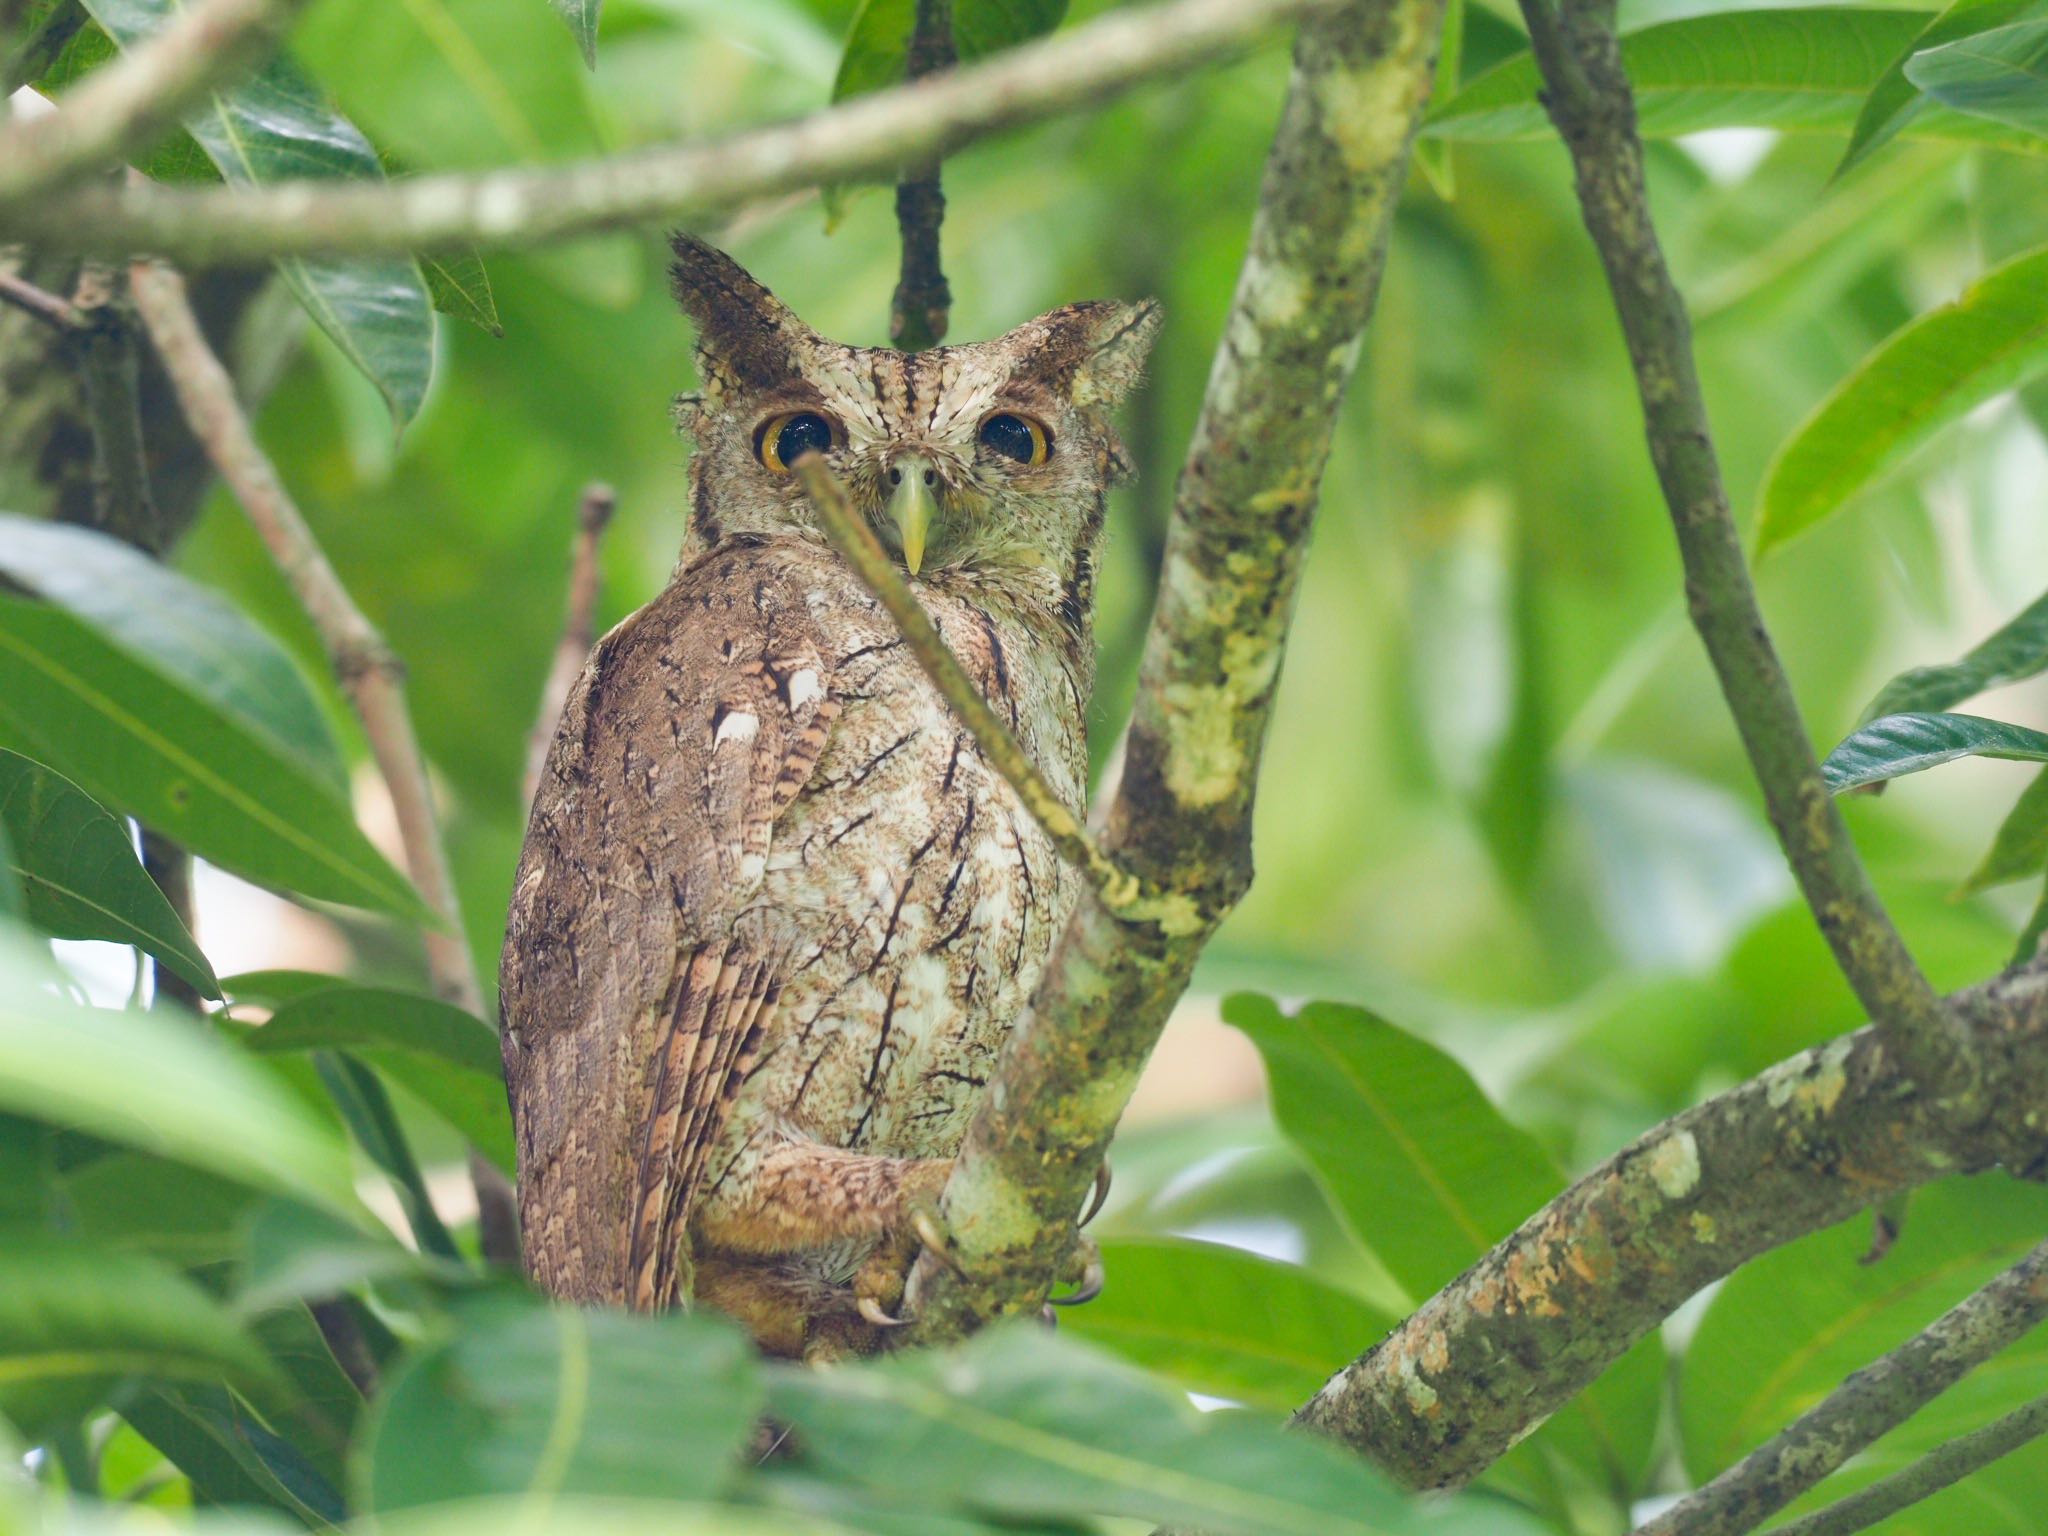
[1023,298,1162,408]
[668,232,813,394]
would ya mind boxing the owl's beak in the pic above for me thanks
[885,453,938,576]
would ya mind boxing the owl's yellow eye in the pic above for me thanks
[756,411,838,473]
[979,412,1051,466]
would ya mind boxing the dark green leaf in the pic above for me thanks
[0,515,346,792]
[60,1154,258,1268]
[1908,16,2048,137]
[0,750,219,999]
[832,0,1067,102]
[0,821,20,918]
[0,596,427,921]
[1822,712,2048,791]
[951,0,1066,60]
[361,1288,761,1511]
[1861,589,2048,720]
[123,1384,346,1528]
[81,0,436,428]
[422,252,505,337]
[1427,7,2046,154]
[1836,0,2047,176]
[34,16,216,179]
[1756,243,2048,551]
[315,1054,461,1262]
[549,0,600,68]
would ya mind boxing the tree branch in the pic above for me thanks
[890,0,954,350]
[0,0,304,208]
[0,0,1336,259]
[0,269,81,330]
[65,263,161,553]
[1767,1393,2048,1536]
[1637,1244,2048,1536]
[1516,0,1977,1114]
[1293,963,2048,1489]
[127,257,520,1267]
[522,482,615,808]
[900,0,1448,1341]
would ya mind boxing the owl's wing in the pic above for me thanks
[500,548,837,1307]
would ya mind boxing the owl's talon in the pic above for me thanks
[911,1207,966,1277]
[1080,1160,1113,1229]
[858,1295,910,1328]
[1039,1304,1058,1330]
[1048,1234,1103,1307]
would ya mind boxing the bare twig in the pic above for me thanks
[0,269,81,330]
[0,0,305,208]
[522,483,616,808]
[1517,0,1975,1114]
[127,257,520,1268]
[798,458,1171,923]
[901,0,1447,1342]
[890,0,954,350]
[1636,1242,2048,1536]
[1293,964,2048,1490]
[1,0,1337,259]
[1767,1393,2048,1536]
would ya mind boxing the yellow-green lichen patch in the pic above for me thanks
[1647,1129,1701,1200]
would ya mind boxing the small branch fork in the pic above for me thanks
[1636,1241,2048,1536]
[1517,0,1978,1118]
[891,0,954,350]
[127,258,520,1268]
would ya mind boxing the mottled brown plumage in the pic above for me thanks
[501,236,1157,1355]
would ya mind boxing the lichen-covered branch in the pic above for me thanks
[1515,0,1974,1115]
[901,0,1447,1342]
[1638,1243,2048,1536]
[890,0,954,350]
[0,0,303,208]
[0,0,1334,260]
[1293,963,2048,1490]
[522,482,616,808]
[1768,1393,2048,1536]
[128,257,519,1266]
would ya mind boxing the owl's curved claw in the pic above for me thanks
[1039,1304,1058,1330]
[858,1295,910,1328]
[1048,1234,1103,1308]
[911,1207,966,1278]
[1080,1160,1113,1229]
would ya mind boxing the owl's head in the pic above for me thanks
[669,234,1159,625]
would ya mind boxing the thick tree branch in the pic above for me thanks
[127,257,520,1267]
[1293,963,2048,1489]
[1638,1243,2048,1536]
[0,0,1336,259]
[901,0,1447,1342]
[0,0,304,208]
[522,482,616,808]
[1767,1393,2048,1536]
[890,0,954,350]
[1516,0,1975,1114]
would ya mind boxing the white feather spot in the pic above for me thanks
[714,710,760,747]
[738,852,766,883]
[786,668,824,709]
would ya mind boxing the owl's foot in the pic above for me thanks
[1047,1232,1103,1307]
[847,1162,958,1330]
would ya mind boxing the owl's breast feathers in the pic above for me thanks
[500,534,1087,1306]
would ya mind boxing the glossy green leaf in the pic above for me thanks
[0,750,219,998]
[316,1054,461,1261]
[832,0,1067,102]
[1836,0,2047,176]
[422,252,505,337]
[549,0,600,67]
[0,515,346,792]
[1908,16,2048,137]
[1427,7,2045,153]
[1756,243,2048,551]
[767,1326,1539,1536]
[124,1384,347,1528]
[0,597,426,920]
[1062,1239,1393,1413]
[1861,589,2048,720]
[1822,712,2048,791]
[0,924,361,1216]
[1964,766,2048,892]
[81,0,435,429]
[361,1288,762,1511]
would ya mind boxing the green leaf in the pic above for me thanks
[1836,0,2048,176]
[124,1384,347,1528]
[1964,766,2048,892]
[60,1154,258,1268]
[1822,711,2048,791]
[315,1054,461,1262]
[360,1289,762,1511]
[549,0,599,68]
[1756,243,2048,551]
[239,1200,466,1313]
[35,17,217,180]
[0,750,219,999]
[0,515,347,793]
[951,0,1065,60]
[767,1326,1538,1536]
[0,596,427,921]
[422,251,504,337]
[1427,7,2046,154]
[80,0,436,429]
[0,923,362,1217]
[1861,589,2048,720]
[832,0,1068,102]
[1908,16,2048,137]
[0,1239,284,1438]
[1062,1239,1394,1414]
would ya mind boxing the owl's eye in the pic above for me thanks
[979,413,1051,466]
[756,411,838,473]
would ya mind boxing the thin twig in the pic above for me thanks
[797,457,1165,921]
[127,256,520,1268]
[0,0,1337,259]
[1517,0,1975,1114]
[0,0,305,208]
[901,0,1448,1343]
[890,0,954,350]
[1635,1242,2048,1536]
[0,269,81,330]
[1766,1393,2048,1536]
[522,482,616,808]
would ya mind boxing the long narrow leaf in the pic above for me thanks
[1822,712,2048,791]
[1908,16,2048,137]
[1861,589,2048,720]
[1836,0,2046,176]
[1965,767,2048,891]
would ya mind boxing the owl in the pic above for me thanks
[500,234,1158,1358]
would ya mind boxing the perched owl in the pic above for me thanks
[500,235,1158,1357]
